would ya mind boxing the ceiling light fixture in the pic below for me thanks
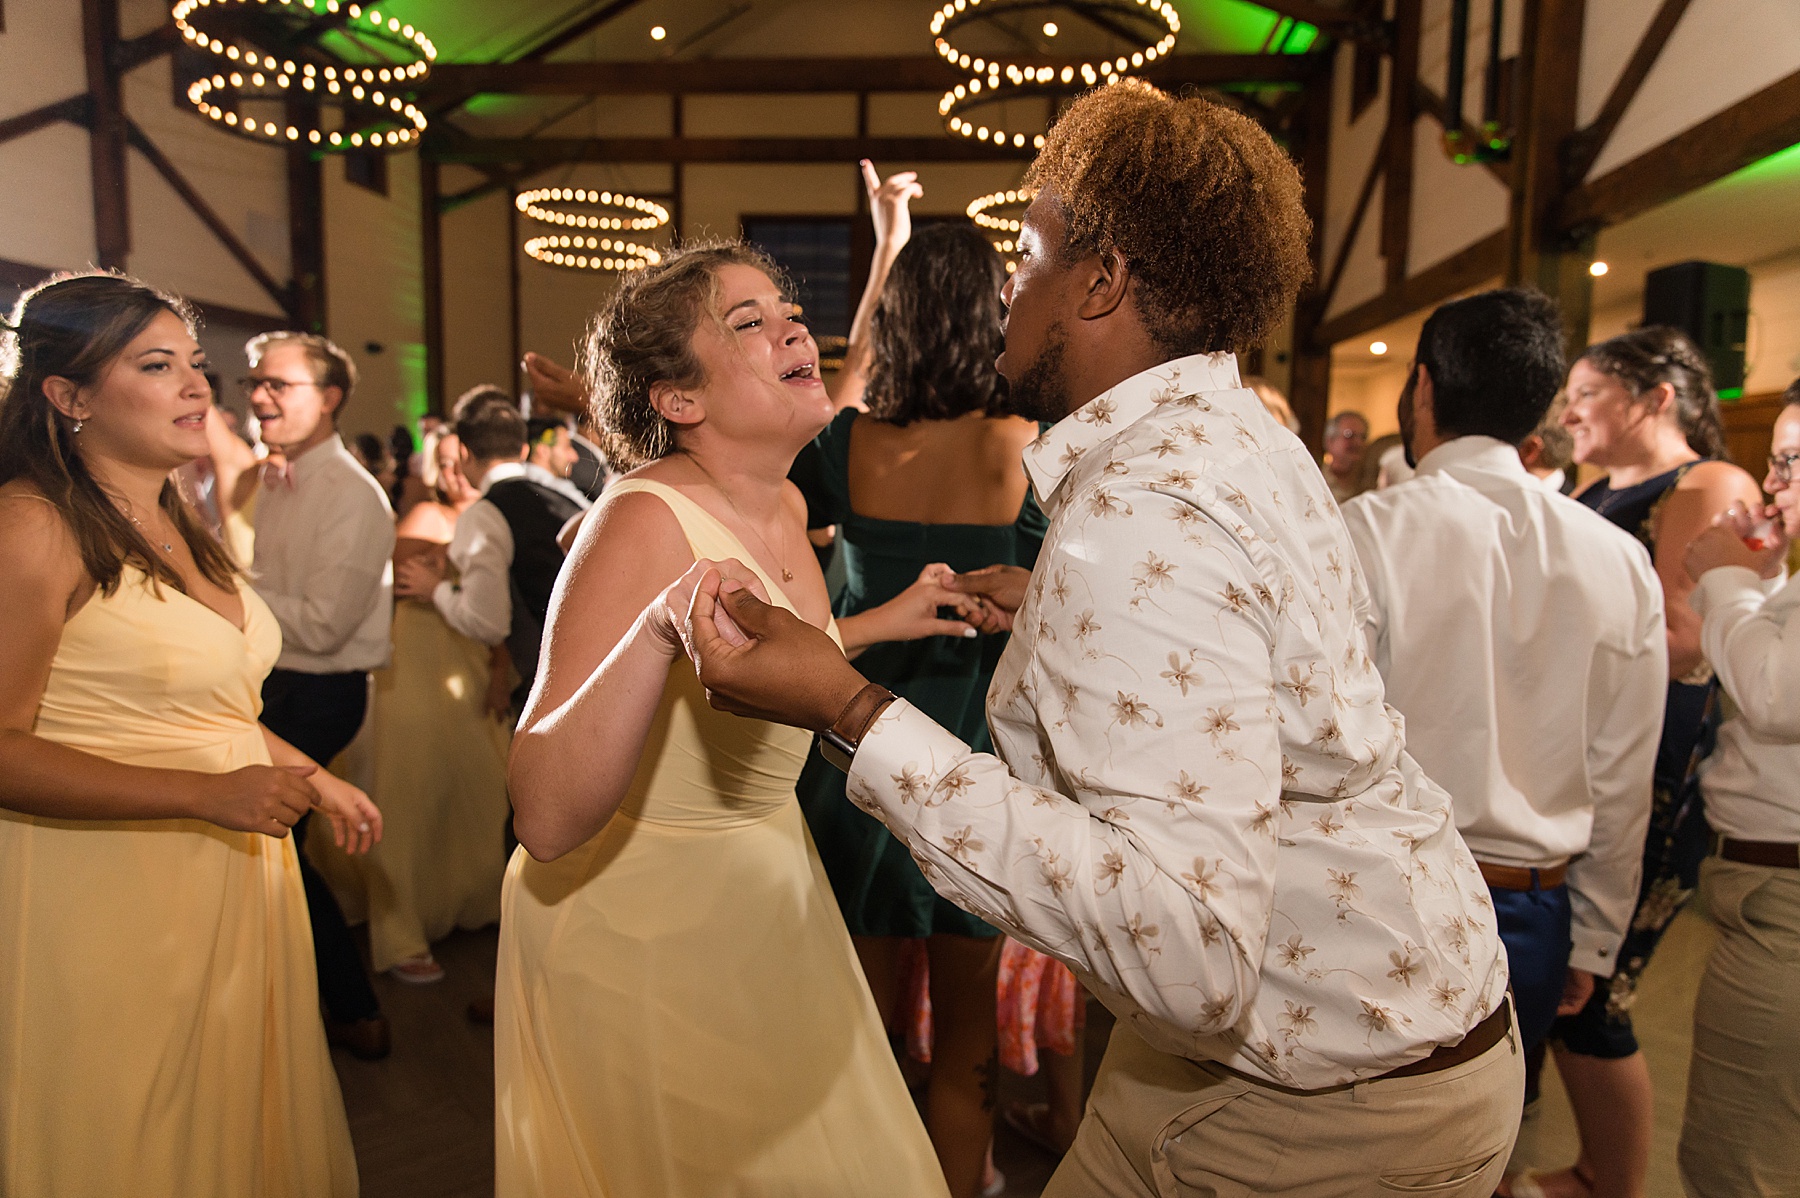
[516,188,671,272]
[1589,261,1609,277]
[650,25,666,40]
[172,0,436,151]
[930,0,1180,150]
[967,186,1035,269]
[1370,340,1388,355]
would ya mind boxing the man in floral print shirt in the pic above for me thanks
[687,82,1521,1196]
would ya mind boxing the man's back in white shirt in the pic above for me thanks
[1343,436,1665,974]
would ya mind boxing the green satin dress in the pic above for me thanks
[791,408,1046,939]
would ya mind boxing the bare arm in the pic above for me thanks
[507,491,764,860]
[0,493,316,835]
[829,162,921,413]
[1654,461,1764,678]
[835,562,982,658]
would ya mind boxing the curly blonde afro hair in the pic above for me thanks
[1025,80,1313,356]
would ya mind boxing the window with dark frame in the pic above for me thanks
[741,216,855,366]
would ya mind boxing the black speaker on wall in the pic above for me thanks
[1642,261,1750,396]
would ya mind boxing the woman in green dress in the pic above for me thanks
[793,187,1043,1198]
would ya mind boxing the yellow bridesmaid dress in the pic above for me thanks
[311,597,511,971]
[0,568,358,1198]
[494,480,948,1198]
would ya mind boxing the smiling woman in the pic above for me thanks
[492,242,963,1197]
[0,272,374,1197]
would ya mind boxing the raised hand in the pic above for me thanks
[306,766,383,855]
[522,351,587,417]
[946,564,1033,633]
[647,558,770,656]
[1686,503,1788,582]
[192,763,319,838]
[862,160,923,255]
[685,571,867,730]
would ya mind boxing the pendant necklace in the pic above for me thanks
[685,454,794,582]
[123,501,175,554]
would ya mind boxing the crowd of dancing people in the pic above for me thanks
[2,80,1798,1198]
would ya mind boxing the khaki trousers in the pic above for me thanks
[1043,1014,1524,1198]
[1679,858,1800,1198]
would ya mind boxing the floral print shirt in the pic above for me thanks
[847,353,1509,1089]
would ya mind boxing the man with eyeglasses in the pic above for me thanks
[245,330,395,1060]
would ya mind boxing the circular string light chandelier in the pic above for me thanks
[514,188,671,272]
[172,0,436,150]
[967,186,1035,272]
[930,0,1180,149]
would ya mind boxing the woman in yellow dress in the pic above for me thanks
[497,245,979,1196]
[0,273,381,1198]
[313,432,512,982]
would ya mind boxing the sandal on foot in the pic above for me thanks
[388,955,445,984]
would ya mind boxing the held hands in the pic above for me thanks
[192,764,380,853]
[1685,501,1789,583]
[862,563,985,644]
[1556,968,1597,1017]
[862,160,922,255]
[394,551,447,600]
[644,558,771,656]
[683,566,868,731]
[945,564,1033,634]
[308,767,383,855]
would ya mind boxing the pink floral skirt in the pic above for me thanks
[896,938,1083,1074]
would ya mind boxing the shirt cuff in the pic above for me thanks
[430,578,457,617]
[844,698,970,837]
[1570,924,1623,979]
[1690,565,1765,617]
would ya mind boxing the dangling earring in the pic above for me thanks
[72,418,84,434]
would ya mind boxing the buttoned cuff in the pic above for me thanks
[1690,565,1766,617]
[844,698,969,835]
[1570,924,1622,978]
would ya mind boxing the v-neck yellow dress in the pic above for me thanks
[0,568,358,1197]
[494,480,947,1198]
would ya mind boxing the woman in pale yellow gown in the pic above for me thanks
[498,246,980,1196]
[312,432,511,979]
[0,274,379,1197]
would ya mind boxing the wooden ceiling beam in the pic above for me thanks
[1558,65,1800,233]
[422,52,1317,99]
[425,133,1037,165]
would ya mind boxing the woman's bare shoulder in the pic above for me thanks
[0,482,89,606]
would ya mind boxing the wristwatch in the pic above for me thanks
[819,683,898,772]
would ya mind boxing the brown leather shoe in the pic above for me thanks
[324,1014,391,1061]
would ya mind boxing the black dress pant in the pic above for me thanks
[261,667,382,1023]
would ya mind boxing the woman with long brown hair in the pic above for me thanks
[1517,327,1762,1198]
[0,273,378,1197]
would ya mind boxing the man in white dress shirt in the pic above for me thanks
[247,331,394,1058]
[684,82,1521,1196]
[1340,289,1665,1079]
[395,389,582,715]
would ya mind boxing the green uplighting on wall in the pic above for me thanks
[395,342,429,434]
[1171,0,1319,55]
[1733,139,1800,182]
[1718,387,1743,401]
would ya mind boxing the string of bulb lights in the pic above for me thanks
[967,187,1036,272]
[514,188,670,272]
[172,0,435,150]
[931,0,1179,149]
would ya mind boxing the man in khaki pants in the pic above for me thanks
[686,81,1523,1196]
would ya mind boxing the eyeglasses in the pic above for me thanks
[1768,453,1800,484]
[239,375,320,400]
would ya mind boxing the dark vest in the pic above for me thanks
[483,477,582,705]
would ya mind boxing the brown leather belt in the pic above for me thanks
[1377,997,1513,1081]
[1477,860,1567,891]
[1717,837,1800,869]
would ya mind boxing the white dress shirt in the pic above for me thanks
[432,461,522,648]
[846,354,1509,1090]
[251,433,395,673]
[1342,437,1666,976]
[1693,566,1800,842]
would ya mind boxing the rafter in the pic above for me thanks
[518,0,653,62]
[1312,230,1505,347]
[425,133,1037,165]
[421,52,1317,101]
[0,94,88,147]
[1559,65,1800,233]
[1560,0,1692,187]
[1253,1,1389,47]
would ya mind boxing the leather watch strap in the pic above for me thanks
[819,683,897,772]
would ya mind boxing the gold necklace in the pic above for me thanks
[684,454,794,582]
[120,498,175,554]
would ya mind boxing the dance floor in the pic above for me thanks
[333,911,1714,1197]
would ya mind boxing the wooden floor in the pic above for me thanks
[335,909,1716,1197]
